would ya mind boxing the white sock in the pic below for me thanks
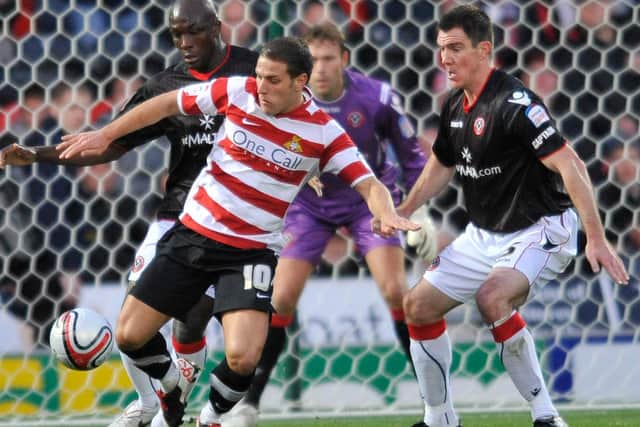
[160,360,179,392]
[120,353,159,408]
[199,400,222,424]
[175,343,207,370]
[410,331,459,426]
[499,327,557,420]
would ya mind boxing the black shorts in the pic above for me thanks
[129,222,278,322]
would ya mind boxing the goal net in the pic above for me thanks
[1,0,638,425]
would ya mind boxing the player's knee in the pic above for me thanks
[115,322,143,351]
[225,346,260,375]
[475,280,508,322]
[379,280,405,308]
[272,290,298,315]
[403,291,431,324]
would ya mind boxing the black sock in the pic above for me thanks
[244,325,287,407]
[121,332,172,379]
[394,319,415,374]
[209,358,255,414]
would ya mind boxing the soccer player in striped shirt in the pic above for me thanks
[58,36,419,427]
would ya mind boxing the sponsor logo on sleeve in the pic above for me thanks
[508,90,531,106]
[531,126,556,150]
[525,104,550,128]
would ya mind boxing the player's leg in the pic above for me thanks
[120,255,211,427]
[111,220,175,427]
[172,293,214,368]
[476,210,577,426]
[368,248,413,364]
[242,258,314,406]
[226,204,332,427]
[170,294,215,414]
[197,254,277,426]
[404,278,462,427]
[405,226,498,427]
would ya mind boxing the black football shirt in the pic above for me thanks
[433,68,572,232]
[112,45,259,219]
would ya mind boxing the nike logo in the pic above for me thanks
[256,292,270,299]
[531,387,541,396]
[242,117,260,126]
[541,230,560,251]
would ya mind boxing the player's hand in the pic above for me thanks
[406,205,438,263]
[371,213,420,238]
[585,239,629,285]
[0,143,37,168]
[58,131,110,159]
[308,176,324,197]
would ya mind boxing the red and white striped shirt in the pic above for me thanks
[176,76,373,252]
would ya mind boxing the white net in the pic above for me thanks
[0,0,639,425]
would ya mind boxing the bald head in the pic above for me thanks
[170,0,218,24]
[169,0,224,72]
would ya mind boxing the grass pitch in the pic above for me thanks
[178,409,640,427]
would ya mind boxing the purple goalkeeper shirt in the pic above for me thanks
[293,69,426,218]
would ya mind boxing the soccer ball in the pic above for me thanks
[49,308,114,370]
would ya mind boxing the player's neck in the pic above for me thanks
[198,42,228,73]
[464,66,493,105]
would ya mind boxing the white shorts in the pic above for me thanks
[424,209,578,303]
[127,219,216,299]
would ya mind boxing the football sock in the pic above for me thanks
[209,358,255,414]
[491,311,557,420]
[173,336,207,370]
[391,308,415,373]
[120,352,159,407]
[408,320,459,426]
[122,332,174,382]
[245,315,290,407]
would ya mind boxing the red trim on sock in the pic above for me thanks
[407,319,446,340]
[391,308,405,321]
[172,336,206,354]
[491,312,526,343]
[271,313,293,328]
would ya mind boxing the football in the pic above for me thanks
[49,308,114,370]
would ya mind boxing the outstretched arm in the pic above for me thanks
[542,144,629,285]
[0,142,125,168]
[353,176,419,236]
[396,154,455,218]
[57,90,180,159]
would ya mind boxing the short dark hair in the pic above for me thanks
[438,5,493,46]
[260,36,313,80]
[304,22,348,53]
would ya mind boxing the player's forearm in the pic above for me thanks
[102,91,179,143]
[560,156,606,243]
[365,179,398,220]
[398,157,454,216]
[34,145,123,165]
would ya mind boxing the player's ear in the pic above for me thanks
[341,50,349,67]
[478,41,492,61]
[295,72,309,90]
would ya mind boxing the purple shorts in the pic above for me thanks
[281,200,402,264]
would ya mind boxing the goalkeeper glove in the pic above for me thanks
[406,205,438,263]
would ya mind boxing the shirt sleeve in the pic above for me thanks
[320,121,374,187]
[432,99,456,167]
[111,82,170,151]
[382,88,427,189]
[177,77,231,116]
[503,89,566,159]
